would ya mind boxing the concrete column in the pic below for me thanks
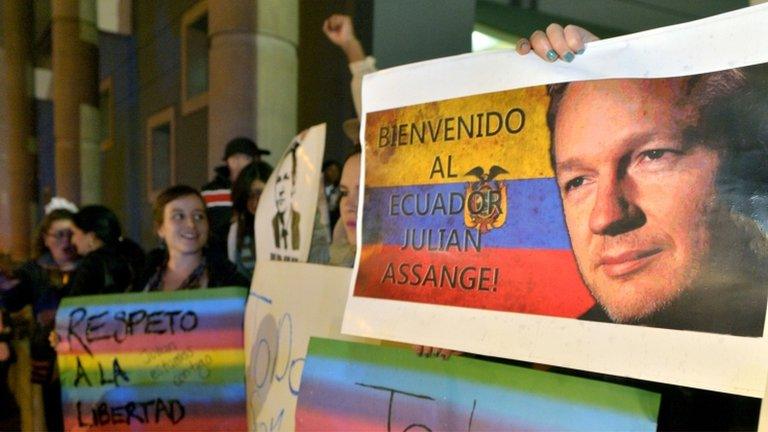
[208,0,297,168]
[52,0,100,204]
[1,0,35,261]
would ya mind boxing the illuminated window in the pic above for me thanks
[146,107,176,200]
[181,0,209,115]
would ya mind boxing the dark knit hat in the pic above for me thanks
[223,137,271,160]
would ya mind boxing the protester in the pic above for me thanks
[230,162,273,279]
[0,199,80,431]
[329,147,361,268]
[68,205,144,296]
[0,302,20,431]
[322,160,342,231]
[202,137,271,258]
[323,14,376,117]
[139,185,249,291]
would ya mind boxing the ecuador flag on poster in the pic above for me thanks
[354,86,594,318]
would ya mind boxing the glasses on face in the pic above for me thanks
[47,229,72,241]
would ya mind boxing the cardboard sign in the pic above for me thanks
[244,261,373,432]
[55,288,247,431]
[344,4,768,396]
[297,338,660,431]
[256,124,326,263]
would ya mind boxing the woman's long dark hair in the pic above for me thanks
[232,161,273,251]
[73,205,144,285]
[72,205,122,248]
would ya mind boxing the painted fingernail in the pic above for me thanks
[563,52,575,63]
[546,50,558,62]
[576,48,585,55]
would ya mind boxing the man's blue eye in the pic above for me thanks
[565,177,585,192]
[644,149,667,160]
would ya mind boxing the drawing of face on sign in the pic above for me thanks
[255,124,326,264]
[247,314,277,422]
[273,142,301,252]
[246,309,306,432]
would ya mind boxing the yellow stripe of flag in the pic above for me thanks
[364,85,553,188]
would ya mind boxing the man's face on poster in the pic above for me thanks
[553,79,722,322]
[275,159,293,214]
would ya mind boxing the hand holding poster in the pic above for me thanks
[297,338,660,431]
[344,4,768,396]
[55,288,247,431]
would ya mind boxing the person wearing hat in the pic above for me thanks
[202,137,271,257]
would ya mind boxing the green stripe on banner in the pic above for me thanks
[309,338,660,417]
[59,361,245,388]
[59,286,248,307]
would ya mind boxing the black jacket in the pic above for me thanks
[202,165,234,258]
[135,248,250,291]
[67,245,139,297]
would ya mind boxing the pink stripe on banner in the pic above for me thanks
[296,406,382,431]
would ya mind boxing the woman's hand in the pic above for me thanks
[49,329,69,353]
[516,24,598,63]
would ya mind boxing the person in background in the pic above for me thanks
[0,198,80,431]
[229,161,273,279]
[68,205,144,296]
[324,13,374,266]
[202,137,271,258]
[139,185,249,291]
[329,146,361,268]
[0,300,20,431]
[322,160,342,232]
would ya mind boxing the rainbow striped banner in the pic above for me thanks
[356,86,594,317]
[297,338,660,431]
[55,287,247,431]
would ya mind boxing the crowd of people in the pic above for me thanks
[0,13,765,432]
[0,15,368,427]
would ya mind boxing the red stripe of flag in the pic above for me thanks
[355,244,594,318]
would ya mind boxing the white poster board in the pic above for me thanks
[343,4,768,397]
[244,260,373,432]
[256,124,326,263]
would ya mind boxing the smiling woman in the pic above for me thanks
[137,185,249,291]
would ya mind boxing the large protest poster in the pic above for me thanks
[343,4,768,397]
[55,288,247,431]
[244,261,373,432]
[297,338,660,431]
[256,124,327,263]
